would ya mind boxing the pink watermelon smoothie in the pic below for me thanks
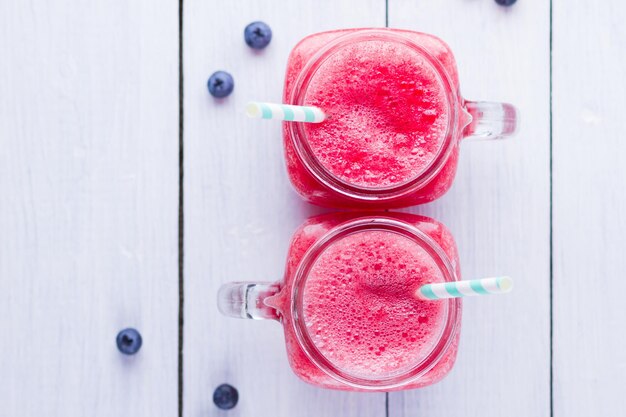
[303,230,447,379]
[283,29,462,208]
[266,212,461,391]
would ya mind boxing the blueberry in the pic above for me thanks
[207,71,234,98]
[213,384,239,410]
[244,21,272,49]
[495,0,517,6]
[116,328,142,355]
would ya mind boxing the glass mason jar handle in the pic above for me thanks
[217,282,280,320]
[462,101,518,140]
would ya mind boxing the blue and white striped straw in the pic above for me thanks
[246,101,326,123]
[417,276,513,300]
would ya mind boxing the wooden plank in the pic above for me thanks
[553,2,626,416]
[0,1,179,416]
[182,1,387,416]
[388,1,551,416]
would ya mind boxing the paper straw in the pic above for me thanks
[246,102,326,123]
[417,276,513,300]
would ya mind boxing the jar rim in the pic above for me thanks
[286,29,460,202]
[289,216,461,390]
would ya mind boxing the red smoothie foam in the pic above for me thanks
[302,40,449,188]
[302,230,447,379]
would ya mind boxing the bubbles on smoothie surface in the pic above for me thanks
[302,230,447,378]
[303,40,449,188]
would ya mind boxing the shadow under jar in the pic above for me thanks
[283,29,517,209]
[218,212,462,391]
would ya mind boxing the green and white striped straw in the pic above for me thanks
[246,101,326,123]
[417,276,513,300]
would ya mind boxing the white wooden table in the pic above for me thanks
[1,1,624,416]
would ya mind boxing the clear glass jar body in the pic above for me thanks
[283,29,516,209]
[218,212,462,391]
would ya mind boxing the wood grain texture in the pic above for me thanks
[553,2,626,416]
[388,1,551,416]
[182,1,387,416]
[0,1,179,416]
